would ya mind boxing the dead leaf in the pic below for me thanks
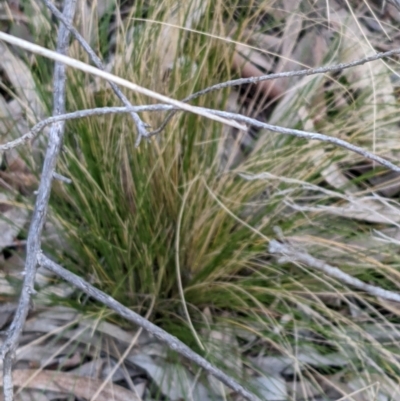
[0,192,28,250]
[0,369,141,401]
[129,353,213,401]
[0,41,43,122]
[248,375,287,401]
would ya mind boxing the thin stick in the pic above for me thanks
[0,2,77,401]
[150,45,400,136]
[0,31,246,132]
[38,253,260,401]
[269,240,400,303]
[204,109,400,173]
[0,105,174,151]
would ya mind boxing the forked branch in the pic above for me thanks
[0,1,77,400]
[37,254,261,401]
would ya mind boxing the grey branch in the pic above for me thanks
[2,105,399,173]
[204,110,400,173]
[0,104,173,151]
[0,2,76,401]
[37,253,260,401]
[53,172,72,184]
[269,240,400,303]
[150,44,400,136]
[42,0,149,146]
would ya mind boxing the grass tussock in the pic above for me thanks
[4,0,400,398]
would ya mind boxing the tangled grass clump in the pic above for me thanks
[4,0,400,399]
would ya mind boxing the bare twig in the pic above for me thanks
[269,240,400,303]
[53,172,72,184]
[0,2,76,400]
[204,109,400,173]
[0,105,174,151]
[150,45,400,136]
[3,105,399,173]
[37,253,260,401]
[0,31,246,133]
[42,0,149,147]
